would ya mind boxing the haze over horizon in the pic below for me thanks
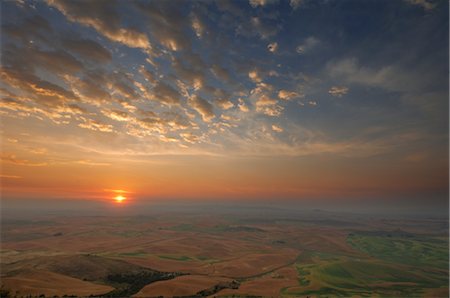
[1,0,448,212]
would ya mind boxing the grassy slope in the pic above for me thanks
[285,238,448,298]
[347,233,449,270]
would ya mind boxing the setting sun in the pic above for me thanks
[114,195,126,203]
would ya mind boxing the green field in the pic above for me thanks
[158,255,193,261]
[347,231,449,270]
[118,251,149,257]
[285,235,449,298]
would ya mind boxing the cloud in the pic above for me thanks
[216,98,234,110]
[328,86,349,97]
[102,109,131,122]
[161,111,192,130]
[250,83,273,97]
[238,98,250,112]
[217,122,406,158]
[255,95,283,116]
[107,73,140,100]
[173,55,207,90]
[137,1,191,51]
[271,124,283,132]
[137,109,157,118]
[249,0,279,8]
[327,58,431,95]
[278,90,301,100]
[290,0,304,10]
[211,64,231,82]
[0,71,87,125]
[104,189,133,194]
[139,66,157,84]
[328,58,388,87]
[62,38,112,63]
[3,14,52,43]
[56,104,87,115]
[78,118,113,132]
[47,0,151,49]
[327,58,446,115]
[130,117,165,136]
[1,97,48,120]
[215,0,244,17]
[71,70,111,103]
[404,0,436,10]
[132,111,192,138]
[75,160,111,166]
[189,95,215,122]
[404,152,427,162]
[28,147,48,155]
[180,132,202,144]
[267,42,278,53]
[296,36,320,54]
[1,154,47,167]
[36,49,84,75]
[248,69,263,83]
[151,81,181,105]
[1,67,78,105]
[252,17,280,39]
[2,43,84,82]
[191,15,205,38]
[0,174,22,179]
[237,17,281,40]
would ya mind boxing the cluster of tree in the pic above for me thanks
[0,288,9,298]
[0,291,76,298]
[186,280,240,297]
[99,270,184,297]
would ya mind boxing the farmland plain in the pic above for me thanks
[0,205,448,297]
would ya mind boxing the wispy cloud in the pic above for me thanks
[1,154,47,166]
[47,0,151,50]
[0,174,22,179]
[404,0,436,10]
[328,86,349,97]
[296,36,319,54]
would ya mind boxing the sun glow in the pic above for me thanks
[114,195,126,203]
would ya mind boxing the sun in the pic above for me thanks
[114,195,126,203]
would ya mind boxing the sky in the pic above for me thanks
[0,0,448,208]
